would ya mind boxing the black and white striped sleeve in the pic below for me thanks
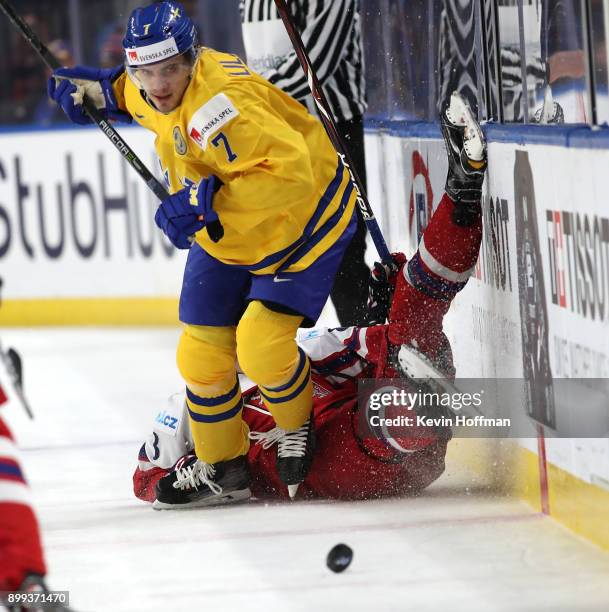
[264,0,358,101]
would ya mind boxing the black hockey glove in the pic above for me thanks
[365,253,406,325]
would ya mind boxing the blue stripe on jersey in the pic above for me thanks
[0,459,24,481]
[277,178,354,272]
[312,350,359,375]
[345,327,361,352]
[138,444,149,462]
[235,159,344,272]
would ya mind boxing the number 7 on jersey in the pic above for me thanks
[212,132,237,162]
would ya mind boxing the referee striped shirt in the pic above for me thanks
[239,0,367,122]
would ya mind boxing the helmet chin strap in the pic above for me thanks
[141,89,160,112]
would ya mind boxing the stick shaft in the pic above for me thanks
[0,0,169,201]
[273,0,391,263]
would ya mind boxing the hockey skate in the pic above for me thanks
[440,92,487,225]
[249,418,315,499]
[396,343,486,420]
[396,342,459,398]
[153,455,251,510]
[6,573,74,611]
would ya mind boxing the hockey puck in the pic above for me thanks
[326,543,353,573]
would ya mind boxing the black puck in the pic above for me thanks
[326,543,353,573]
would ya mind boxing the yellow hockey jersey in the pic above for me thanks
[113,48,356,274]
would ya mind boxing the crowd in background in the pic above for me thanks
[0,0,607,127]
[0,0,243,127]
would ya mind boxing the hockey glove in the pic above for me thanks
[155,175,224,249]
[366,252,407,325]
[47,64,132,125]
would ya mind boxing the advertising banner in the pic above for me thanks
[0,126,185,303]
[364,128,609,486]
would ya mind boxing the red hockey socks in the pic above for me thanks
[0,503,47,590]
[387,194,482,356]
[0,420,47,591]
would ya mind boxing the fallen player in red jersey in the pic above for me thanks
[133,93,488,507]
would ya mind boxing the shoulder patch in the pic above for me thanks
[173,126,187,155]
[187,93,239,151]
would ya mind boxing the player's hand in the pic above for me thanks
[47,64,132,125]
[154,176,224,249]
[366,253,406,325]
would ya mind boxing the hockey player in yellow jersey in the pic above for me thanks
[48,1,358,508]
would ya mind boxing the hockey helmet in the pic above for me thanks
[123,1,197,67]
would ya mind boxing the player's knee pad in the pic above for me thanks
[236,301,302,387]
[236,301,311,430]
[177,324,236,395]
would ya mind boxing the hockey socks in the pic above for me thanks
[237,302,313,431]
[185,379,251,464]
[387,194,482,356]
[177,325,250,464]
[0,420,47,591]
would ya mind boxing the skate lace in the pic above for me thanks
[248,427,285,449]
[249,421,309,458]
[173,460,222,495]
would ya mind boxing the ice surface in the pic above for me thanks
[3,328,609,612]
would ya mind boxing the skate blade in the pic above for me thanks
[397,344,459,397]
[398,345,489,419]
[152,487,251,511]
[445,93,486,163]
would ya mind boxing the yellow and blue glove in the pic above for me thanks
[155,176,224,249]
[47,65,131,125]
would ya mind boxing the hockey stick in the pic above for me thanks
[0,0,170,202]
[0,345,33,419]
[273,0,392,264]
[0,280,33,418]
